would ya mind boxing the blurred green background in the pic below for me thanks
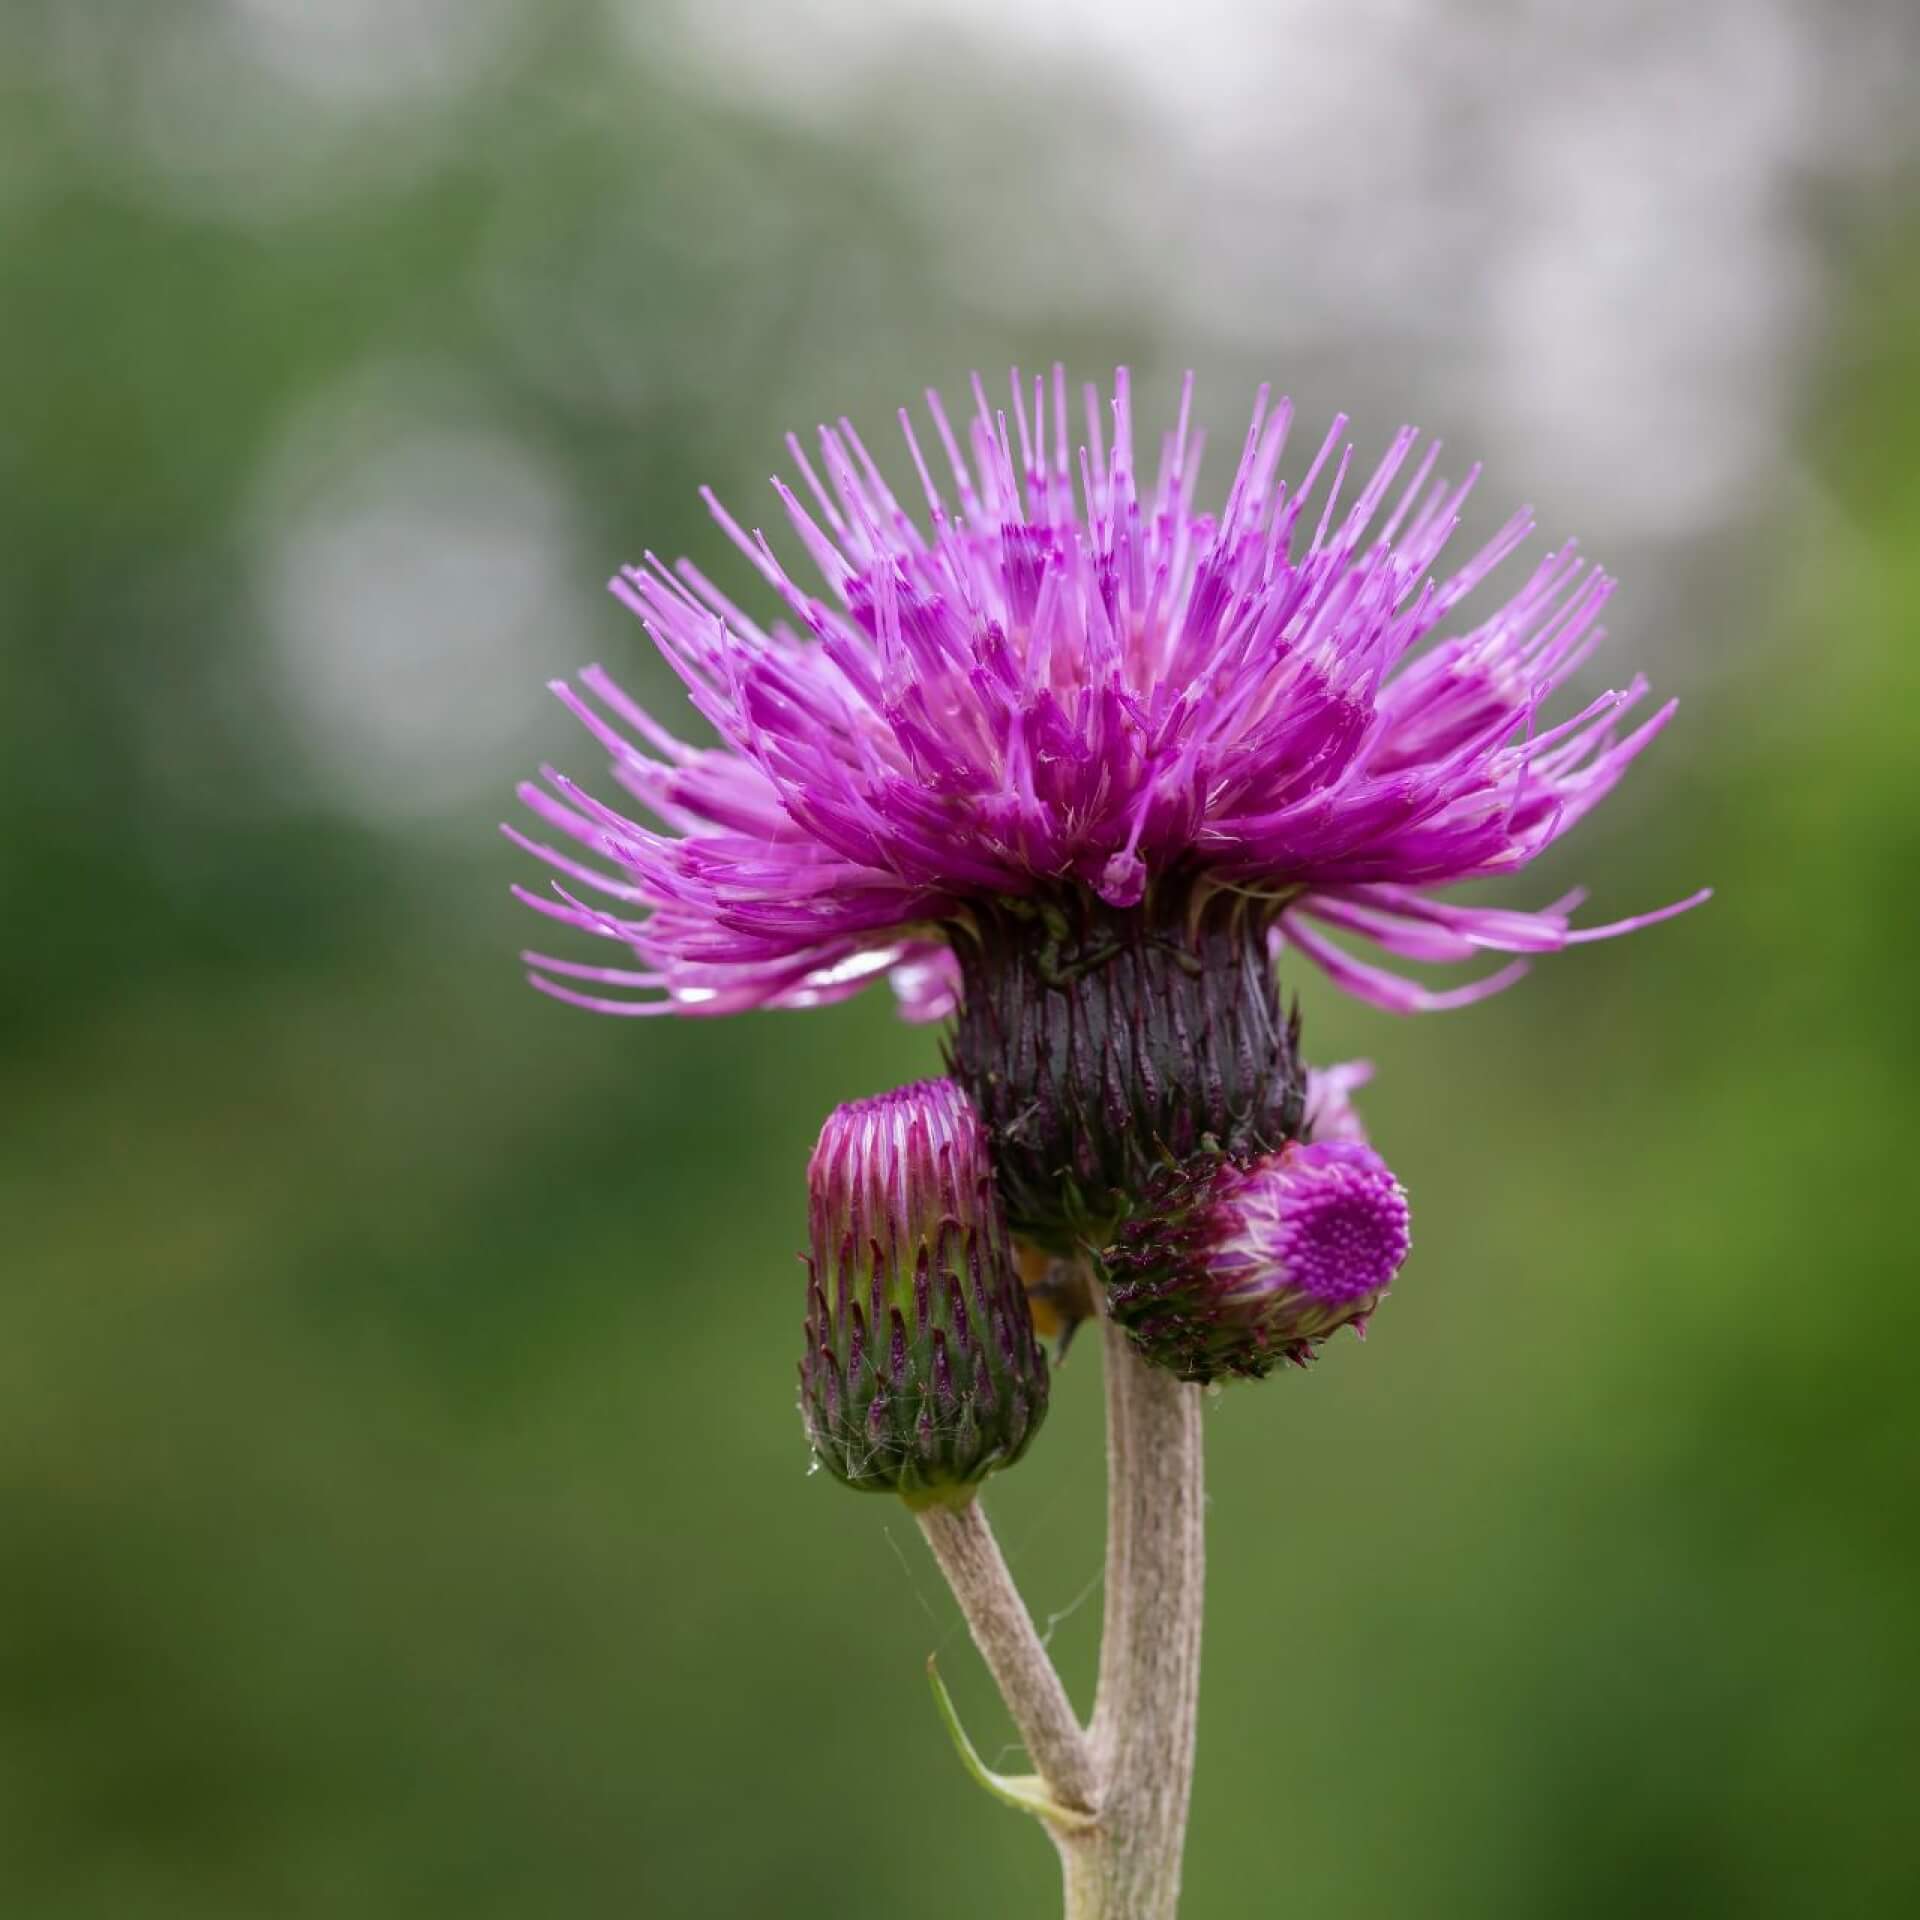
[4,2,1916,1914]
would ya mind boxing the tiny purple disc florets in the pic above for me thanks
[1103,1074,1412,1382]
[1212,1143,1411,1312]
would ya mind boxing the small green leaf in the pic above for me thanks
[925,1656,1097,1831]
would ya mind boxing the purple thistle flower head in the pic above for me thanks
[799,1077,1048,1505]
[512,366,1701,1023]
[510,367,1705,1245]
[1104,1132,1412,1385]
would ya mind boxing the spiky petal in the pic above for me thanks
[1302,1059,1376,1146]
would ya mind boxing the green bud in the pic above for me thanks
[799,1079,1049,1506]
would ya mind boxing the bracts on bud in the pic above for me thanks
[799,1079,1050,1506]
[1103,1131,1412,1385]
[946,880,1307,1253]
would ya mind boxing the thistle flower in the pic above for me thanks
[1103,1119,1412,1385]
[799,1078,1048,1505]
[511,368,1704,1241]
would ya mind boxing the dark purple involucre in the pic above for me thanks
[509,368,1704,1024]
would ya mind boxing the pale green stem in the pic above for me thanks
[1058,1314,1207,1919]
[918,1306,1207,1918]
[916,1498,1100,1817]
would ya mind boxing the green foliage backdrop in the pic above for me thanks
[3,4,1915,1914]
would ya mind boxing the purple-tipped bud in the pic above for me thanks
[1103,1137,1411,1384]
[799,1079,1050,1505]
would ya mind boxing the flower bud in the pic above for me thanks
[1103,1137,1411,1384]
[800,1079,1049,1505]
